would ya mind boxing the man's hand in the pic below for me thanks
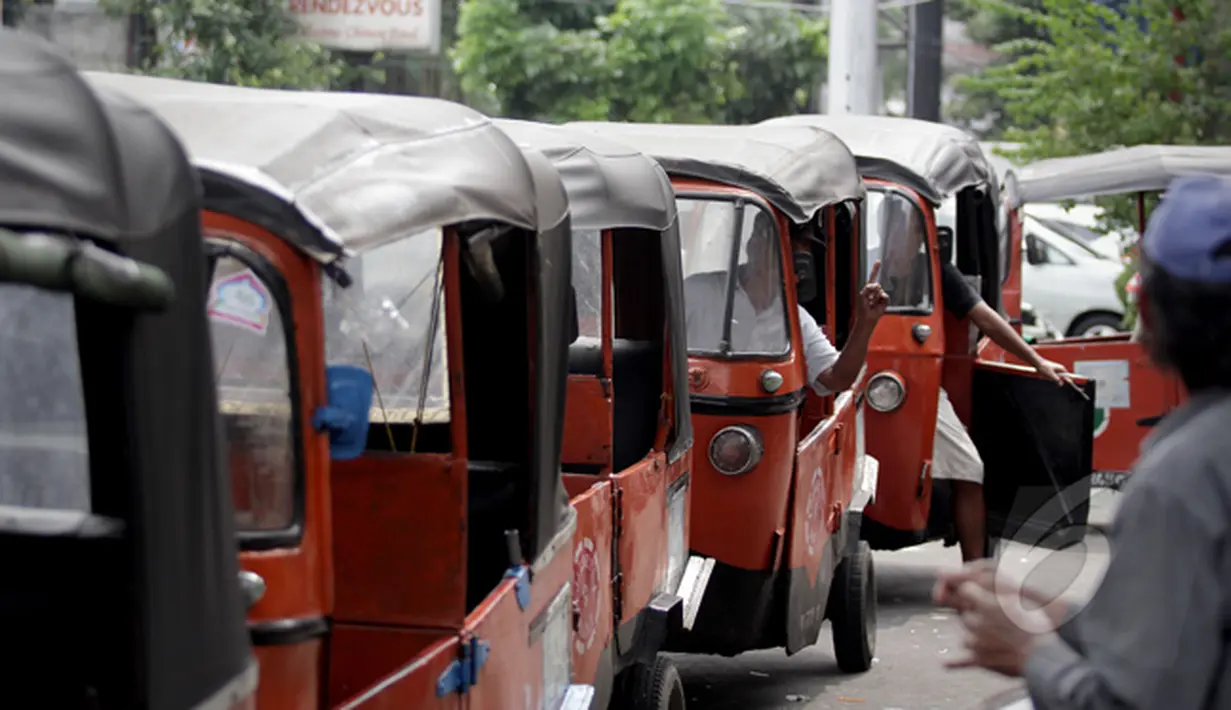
[1035,358,1076,387]
[857,261,890,324]
[934,561,1068,678]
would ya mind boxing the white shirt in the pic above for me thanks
[684,272,839,395]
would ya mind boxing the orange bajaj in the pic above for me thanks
[765,114,1096,553]
[571,122,880,671]
[0,33,255,710]
[92,74,593,709]
[497,120,696,709]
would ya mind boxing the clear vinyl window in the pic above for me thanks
[0,285,90,512]
[323,229,449,424]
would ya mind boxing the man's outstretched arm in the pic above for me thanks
[969,302,1070,385]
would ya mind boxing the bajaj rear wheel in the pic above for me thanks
[829,540,877,673]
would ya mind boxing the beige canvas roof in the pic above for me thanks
[496,119,677,232]
[84,72,545,260]
[566,121,864,224]
[763,114,997,207]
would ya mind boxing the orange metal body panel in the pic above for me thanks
[334,635,462,710]
[329,627,452,707]
[858,183,947,535]
[1002,202,1023,329]
[612,454,672,616]
[253,642,322,710]
[203,211,334,708]
[464,547,574,710]
[331,454,467,627]
[566,479,615,686]
[687,410,798,571]
[561,376,613,469]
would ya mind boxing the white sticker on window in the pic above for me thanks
[209,269,272,335]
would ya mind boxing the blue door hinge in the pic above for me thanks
[436,636,492,696]
[504,564,531,610]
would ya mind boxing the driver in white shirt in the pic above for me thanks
[684,210,888,394]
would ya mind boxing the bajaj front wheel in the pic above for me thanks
[618,655,686,710]
[829,540,877,673]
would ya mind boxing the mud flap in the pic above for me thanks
[970,362,1096,549]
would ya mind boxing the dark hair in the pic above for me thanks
[1140,255,1231,392]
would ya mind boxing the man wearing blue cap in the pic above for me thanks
[934,174,1231,709]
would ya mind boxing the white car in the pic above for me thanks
[1021,214,1126,337]
[1023,202,1128,263]
[938,201,1125,338]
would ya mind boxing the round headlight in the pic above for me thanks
[866,371,906,413]
[708,425,764,476]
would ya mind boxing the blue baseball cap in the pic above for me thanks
[1142,174,1231,284]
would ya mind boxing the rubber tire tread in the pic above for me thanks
[829,540,877,674]
[622,656,686,710]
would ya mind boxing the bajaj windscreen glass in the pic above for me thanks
[866,189,934,313]
[0,285,90,511]
[572,228,604,341]
[323,228,450,423]
[209,254,296,532]
[678,198,789,357]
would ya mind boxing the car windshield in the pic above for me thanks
[1033,218,1110,260]
[678,197,789,357]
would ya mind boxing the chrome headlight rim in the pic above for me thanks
[708,424,765,476]
[865,370,907,413]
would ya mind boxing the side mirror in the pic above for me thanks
[312,365,375,461]
[936,226,954,264]
[793,251,818,303]
[1021,304,1038,326]
[1025,235,1047,265]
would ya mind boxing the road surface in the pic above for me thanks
[673,494,1117,710]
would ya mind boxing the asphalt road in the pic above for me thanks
[671,492,1118,710]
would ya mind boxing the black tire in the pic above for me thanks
[616,656,686,710]
[1067,313,1123,338]
[829,540,877,673]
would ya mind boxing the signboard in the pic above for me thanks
[287,0,441,53]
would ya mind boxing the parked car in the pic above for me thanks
[1021,214,1126,337]
[1023,202,1127,262]
[939,201,1125,338]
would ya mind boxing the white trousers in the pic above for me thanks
[932,388,984,484]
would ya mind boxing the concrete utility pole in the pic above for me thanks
[827,0,880,115]
[907,0,944,121]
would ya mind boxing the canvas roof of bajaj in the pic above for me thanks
[496,118,698,709]
[987,145,1231,488]
[762,114,1096,557]
[0,31,255,710]
[567,120,884,673]
[86,72,590,710]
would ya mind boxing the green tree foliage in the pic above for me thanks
[967,0,1231,325]
[720,5,827,124]
[946,0,1048,136]
[451,0,826,124]
[99,0,365,89]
